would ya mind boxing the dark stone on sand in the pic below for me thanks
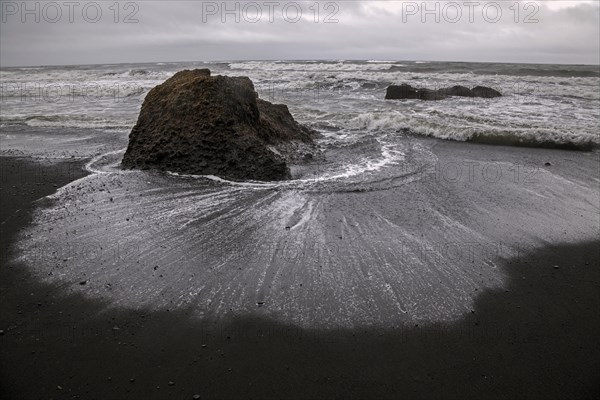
[122,69,317,181]
[471,85,502,98]
[385,84,501,100]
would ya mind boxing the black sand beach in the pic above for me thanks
[1,153,599,400]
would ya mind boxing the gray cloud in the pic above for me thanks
[1,1,598,66]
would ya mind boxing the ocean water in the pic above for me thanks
[2,61,599,329]
[1,60,599,147]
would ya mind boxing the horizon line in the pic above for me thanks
[2,58,600,69]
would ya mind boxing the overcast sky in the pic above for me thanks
[1,0,598,66]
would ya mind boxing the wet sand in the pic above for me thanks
[1,153,599,400]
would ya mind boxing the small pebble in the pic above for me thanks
[553,265,559,269]
[193,395,201,400]
[168,381,175,386]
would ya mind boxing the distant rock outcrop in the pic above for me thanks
[385,84,501,100]
[471,86,502,98]
[385,84,419,100]
[122,69,317,181]
[439,85,475,97]
[384,84,447,100]
[417,88,447,101]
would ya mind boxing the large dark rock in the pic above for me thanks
[385,84,501,101]
[471,86,502,98]
[385,84,447,100]
[417,88,447,101]
[122,69,316,181]
[439,85,475,97]
[385,83,419,99]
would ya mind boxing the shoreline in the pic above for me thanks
[1,153,599,399]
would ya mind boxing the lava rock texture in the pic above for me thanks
[122,69,317,181]
[385,84,502,100]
